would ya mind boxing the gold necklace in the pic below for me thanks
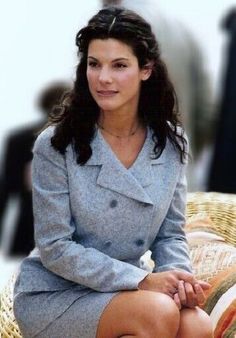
[97,123,140,139]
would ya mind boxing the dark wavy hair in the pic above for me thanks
[48,6,187,164]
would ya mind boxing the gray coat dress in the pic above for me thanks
[13,126,191,338]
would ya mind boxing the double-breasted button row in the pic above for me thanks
[104,241,112,247]
[110,200,118,208]
[135,239,145,246]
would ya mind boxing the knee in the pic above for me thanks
[179,307,213,338]
[152,292,180,324]
[140,292,180,337]
[97,290,180,338]
[195,309,213,338]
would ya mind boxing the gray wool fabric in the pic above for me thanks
[13,126,192,338]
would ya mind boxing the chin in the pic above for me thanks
[96,102,118,112]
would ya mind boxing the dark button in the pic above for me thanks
[104,241,112,248]
[110,200,118,208]
[135,239,145,246]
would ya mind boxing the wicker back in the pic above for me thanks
[0,274,22,338]
[187,192,236,246]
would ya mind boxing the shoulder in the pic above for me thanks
[33,125,56,154]
[32,125,67,164]
[32,126,69,170]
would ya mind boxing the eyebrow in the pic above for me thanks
[87,56,129,62]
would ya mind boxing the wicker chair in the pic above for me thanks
[187,191,236,246]
[0,192,236,338]
[0,274,21,338]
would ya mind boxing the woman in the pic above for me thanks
[13,6,213,338]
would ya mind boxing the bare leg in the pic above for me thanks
[177,307,213,338]
[96,290,180,338]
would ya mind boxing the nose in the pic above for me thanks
[98,66,112,84]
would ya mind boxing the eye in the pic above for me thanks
[113,62,127,69]
[88,60,99,68]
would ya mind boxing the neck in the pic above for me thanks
[98,111,140,138]
[97,122,141,139]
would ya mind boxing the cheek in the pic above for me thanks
[117,75,131,89]
[86,71,96,89]
[118,71,140,88]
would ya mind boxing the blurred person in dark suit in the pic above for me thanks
[0,81,70,256]
[208,8,236,193]
[103,0,215,191]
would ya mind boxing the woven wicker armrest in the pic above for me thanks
[0,274,22,338]
[186,192,236,337]
[187,192,236,246]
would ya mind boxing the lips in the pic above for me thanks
[97,90,118,96]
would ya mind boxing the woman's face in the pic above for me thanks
[86,38,151,115]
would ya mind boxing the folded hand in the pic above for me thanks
[138,270,211,309]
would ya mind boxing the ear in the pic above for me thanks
[141,61,154,81]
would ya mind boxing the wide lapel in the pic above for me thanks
[85,129,155,204]
[129,128,166,188]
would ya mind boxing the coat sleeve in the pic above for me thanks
[150,159,193,273]
[32,127,149,292]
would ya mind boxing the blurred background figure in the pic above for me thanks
[0,81,71,257]
[103,0,215,191]
[207,7,236,193]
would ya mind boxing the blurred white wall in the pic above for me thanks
[0,0,100,156]
[0,0,235,155]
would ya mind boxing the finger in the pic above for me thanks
[175,270,197,285]
[178,280,187,306]
[194,283,206,306]
[198,280,211,290]
[173,292,182,310]
[171,285,178,295]
[185,282,197,308]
